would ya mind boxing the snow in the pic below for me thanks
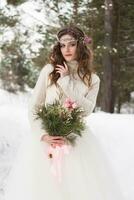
[86,113,134,199]
[0,0,7,8]
[0,90,134,200]
[0,89,31,199]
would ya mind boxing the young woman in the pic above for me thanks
[4,26,124,200]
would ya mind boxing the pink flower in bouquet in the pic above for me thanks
[64,98,77,110]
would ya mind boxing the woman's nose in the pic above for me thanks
[65,45,70,52]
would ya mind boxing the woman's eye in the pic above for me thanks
[71,43,76,46]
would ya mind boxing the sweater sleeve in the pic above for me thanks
[28,64,53,141]
[57,73,100,116]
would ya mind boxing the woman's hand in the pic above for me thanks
[56,62,69,78]
[41,134,66,147]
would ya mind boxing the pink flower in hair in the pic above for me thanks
[64,98,77,110]
[83,35,92,44]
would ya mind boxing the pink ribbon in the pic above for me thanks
[47,144,71,183]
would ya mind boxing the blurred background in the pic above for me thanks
[0,0,134,200]
[0,0,134,113]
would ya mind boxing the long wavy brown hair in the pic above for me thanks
[49,25,94,87]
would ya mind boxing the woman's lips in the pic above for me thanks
[65,54,72,56]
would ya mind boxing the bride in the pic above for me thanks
[4,25,124,200]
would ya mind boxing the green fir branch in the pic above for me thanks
[35,100,86,145]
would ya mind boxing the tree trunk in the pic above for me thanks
[102,0,114,113]
[112,0,121,112]
[72,0,78,23]
[117,96,121,113]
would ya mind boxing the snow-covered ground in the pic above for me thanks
[0,89,31,199]
[0,89,134,200]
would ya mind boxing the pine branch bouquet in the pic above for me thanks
[35,98,86,146]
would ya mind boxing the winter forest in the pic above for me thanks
[0,0,134,199]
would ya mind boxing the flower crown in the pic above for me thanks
[56,30,92,45]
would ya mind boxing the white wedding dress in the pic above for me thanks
[4,61,124,200]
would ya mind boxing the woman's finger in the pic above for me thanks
[51,140,64,144]
[56,66,64,70]
[54,141,65,145]
[55,69,62,74]
[56,65,65,69]
[51,136,63,139]
[51,138,64,142]
[63,62,68,70]
[55,67,66,73]
[52,138,64,141]
[51,139,64,142]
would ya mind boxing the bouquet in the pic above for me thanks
[35,98,86,146]
[35,98,85,183]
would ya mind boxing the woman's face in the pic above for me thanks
[59,34,77,62]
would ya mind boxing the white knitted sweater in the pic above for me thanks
[28,60,100,141]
